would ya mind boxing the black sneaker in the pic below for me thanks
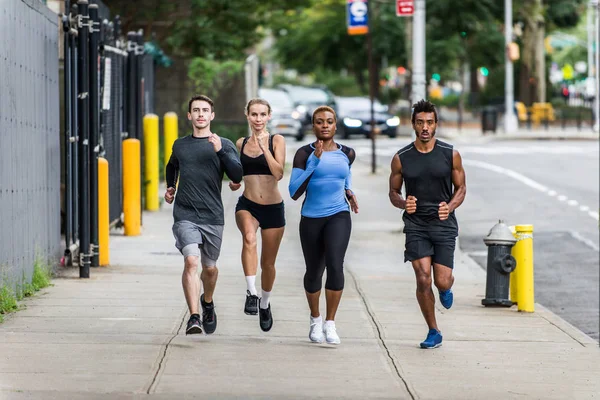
[259,299,273,332]
[244,290,259,315]
[185,314,202,335]
[201,294,217,334]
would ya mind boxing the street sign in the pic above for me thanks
[396,0,414,17]
[347,0,368,36]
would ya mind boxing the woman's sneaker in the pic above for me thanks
[323,321,341,345]
[185,314,202,335]
[309,316,325,343]
[439,289,453,309]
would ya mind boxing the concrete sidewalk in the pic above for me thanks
[1,157,599,399]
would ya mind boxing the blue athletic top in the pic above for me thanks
[288,143,355,218]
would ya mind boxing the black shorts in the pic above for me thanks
[235,195,285,229]
[404,230,457,269]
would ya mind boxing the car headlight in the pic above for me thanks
[296,105,307,114]
[291,110,301,119]
[386,116,400,127]
[343,117,363,128]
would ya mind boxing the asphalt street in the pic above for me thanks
[289,134,599,341]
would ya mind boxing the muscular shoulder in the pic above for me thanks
[292,144,313,169]
[339,144,356,165]
[397,143,414,157]
[435,139,453,150]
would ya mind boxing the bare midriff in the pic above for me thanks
[242,174,282,205]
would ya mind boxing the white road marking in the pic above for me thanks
[570,231,600,251]
[462,159,598,222]
[580,205,590,212]
[567,200,579,206]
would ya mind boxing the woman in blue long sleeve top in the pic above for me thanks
[289,106,359,345]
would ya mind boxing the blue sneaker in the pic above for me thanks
[439,288,453,309]
[420,329,443,349]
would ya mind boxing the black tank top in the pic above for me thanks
[397,139,458,233]
[240,135,276,176]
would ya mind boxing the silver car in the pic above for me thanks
[258,88,304,140]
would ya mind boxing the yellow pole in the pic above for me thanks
[143,114,160,211]
[98,157,110,266]
[164,112,178,170]
[509,226,518,304]
[123,138,141,236]
[513,225,534,312]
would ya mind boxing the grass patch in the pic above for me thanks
[0,257,53,323]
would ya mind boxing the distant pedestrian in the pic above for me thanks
[229,98,286,332]
[164,95,243,335]
[289,106,359,345]
[388,99,466,349]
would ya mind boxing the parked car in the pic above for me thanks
[258,88,303,140]
[277,84,338,135]
[335,96,399,138]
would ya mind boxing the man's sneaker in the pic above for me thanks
[420,328,443,349]
[244,290,259,315]
[323,321,341,345]
[258,299,273,332]
[439,289,454,309]
[309,316,325,343]
[201,294,217,334]
[185,314,202,335]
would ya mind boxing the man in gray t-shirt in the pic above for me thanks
[164,95,243,336]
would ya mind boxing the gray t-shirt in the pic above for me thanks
[165,134,243,225]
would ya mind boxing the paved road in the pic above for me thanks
[290,135,600,341]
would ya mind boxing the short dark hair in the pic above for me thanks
[312,106,337,124]
[411,99,438,124]
[188,95,214,113]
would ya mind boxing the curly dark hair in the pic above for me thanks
[411,99,438,124]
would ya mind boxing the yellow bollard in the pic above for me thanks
[123,139,141,236]
[143,114,160,211]
[164,112,178,170]
[513,225,535,312]
[509,226,518,304]
[98,157,110,266]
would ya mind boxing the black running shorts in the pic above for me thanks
[404,230,457,269]
[235,195,285,229]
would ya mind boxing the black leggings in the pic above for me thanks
[299,211,352,293]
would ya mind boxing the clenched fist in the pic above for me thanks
[438,201,451,220]
[164,187,176,204]
[405,195,417,214]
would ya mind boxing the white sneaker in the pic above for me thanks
[323,321,341,345]
[309,316,325,343]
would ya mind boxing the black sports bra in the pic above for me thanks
[240,135,276,176]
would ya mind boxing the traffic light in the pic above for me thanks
[480,67,489,76]
[432,73,441,82]
[397,66,406,75]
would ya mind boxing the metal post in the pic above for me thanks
[89,2,100,268]
[77,0,91,278]
[504,0,518,133]
[595,1,600,132]
[62,4,73,247]
[71,26,79,244]
[367,17,376,174]
[411,0,426,104]
[126,31,136,139]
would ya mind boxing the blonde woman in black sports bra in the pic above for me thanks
[229,98,286,332]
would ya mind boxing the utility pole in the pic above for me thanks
[411,0,426,105]
[368,15,376,174]
[504,0,518,133]
[595,0,599,131]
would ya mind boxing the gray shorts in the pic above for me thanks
[172,221,224,267]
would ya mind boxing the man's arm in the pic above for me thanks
[389,154,406,209]
[165,151,179,189]
[218,139,243,184]
[447,149,466,212]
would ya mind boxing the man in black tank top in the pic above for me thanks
[388,100,466,349]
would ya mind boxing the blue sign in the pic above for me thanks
[347,0,368,35]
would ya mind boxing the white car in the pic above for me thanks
[258,88,303,140]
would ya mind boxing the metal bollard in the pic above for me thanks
[164,112,178,172]
[123,139,141,236]
[98,157,110,266]
[143,114,160,211]
[482,220,517,307]
[512,225,535,312]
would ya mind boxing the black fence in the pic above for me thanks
[62,0,154,277]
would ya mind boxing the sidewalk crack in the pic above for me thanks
[348,269,417,400]
[146,310,186,394]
